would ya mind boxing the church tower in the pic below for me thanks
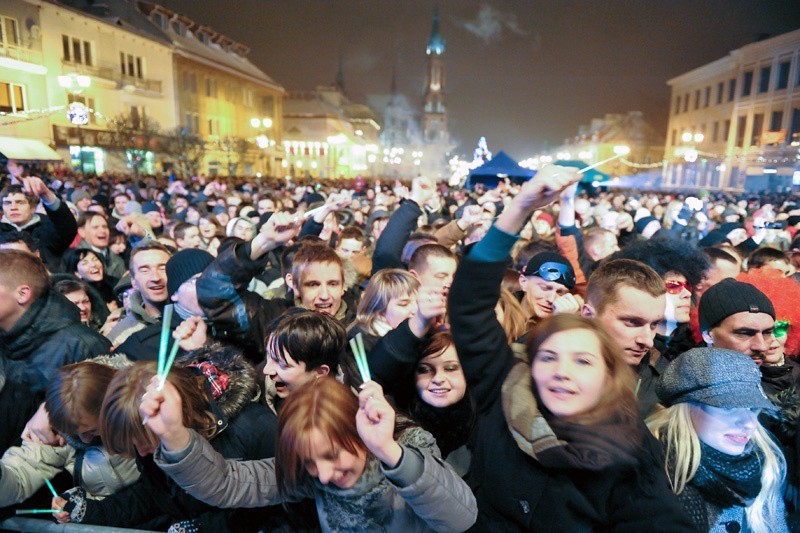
[422,7,449,145]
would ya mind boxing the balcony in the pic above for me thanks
[0,43,43,65]
[61,60,162,94]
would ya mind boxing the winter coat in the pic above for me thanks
[371,198,424,275]
[76,240,127,281]
[0,358,40,451]
[0,199,77,272]
[106,290,160,346]
[449,233,694,532]
[155,426,477,532]
[0,289,111,393]
[74,346,280,532]
[634,347,672,418]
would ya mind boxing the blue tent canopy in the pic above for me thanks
[466,151,535,189]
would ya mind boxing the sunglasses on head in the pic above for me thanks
[664,280,691,295]
[527,261,576,288]
[774,320,790,338]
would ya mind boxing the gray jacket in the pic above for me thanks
[106,290,159,346]
[155,429,477,532]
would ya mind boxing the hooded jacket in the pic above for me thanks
[0,289,111,393]
[72,344,280,532]
[449,232,694,531]
[106,290,160,346]
[0,198,77,272]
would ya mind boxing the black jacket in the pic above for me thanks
[0,199,77,272]
[371,199,423,275]
[0,289,110,393]
[450,254,694,531]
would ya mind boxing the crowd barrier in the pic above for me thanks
[0,517,156,532]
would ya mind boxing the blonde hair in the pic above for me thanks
[647,403,785,533]
[497,288,527,344]
[355,269,420,336]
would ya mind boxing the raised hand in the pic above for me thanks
[21,176,56,204]
[173,316,207,351]
[251,211,299,259]
[409,288,447,337]
[139,377,190,451]
[458,205,484,231]
[410,176,436,207]
[356,381,402,468]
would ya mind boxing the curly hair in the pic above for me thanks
[610,237,710,286]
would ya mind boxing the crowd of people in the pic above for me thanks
[1,157,800,532]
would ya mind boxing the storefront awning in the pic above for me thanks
[0,136,62,162]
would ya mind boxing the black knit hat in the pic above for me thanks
[523,252,576,289]
[634,216,658,234]
[166,249,214,297]
[698,278,775,332]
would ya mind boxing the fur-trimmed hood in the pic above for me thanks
[175,342,257,421]
[769,386,800,441]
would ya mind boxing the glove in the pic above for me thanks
[168,519,200,533]
[61,487,87,523]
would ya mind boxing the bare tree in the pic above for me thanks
[163,127,207,179]
[217,136,251,175]
[109,111,161,178]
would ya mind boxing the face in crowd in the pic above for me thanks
[79,215,110,249]
[2,193,34,225]
[531,327,607,418]
[585,284,665,365]
[411,255,456,298]
[415,343,467,408]
[130,249,170,309]
[663,271,691,325]
[520,274,570,319]
[293,261,344,317]
[690,404,759,456]
[705,311,775,366]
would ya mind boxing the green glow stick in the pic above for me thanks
[43,477,58,499]
[16,509,62,514]
[349,338,369,383]
[158,339,182,390]
[355,333,370,381]
[158,304,174,376]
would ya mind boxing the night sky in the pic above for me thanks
[160,1,800,160]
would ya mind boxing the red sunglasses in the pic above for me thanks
[665,280,691,295]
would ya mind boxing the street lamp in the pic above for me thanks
[250,117,273,178]
[58,73,92,173]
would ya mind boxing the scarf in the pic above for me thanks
[501,360,642,471]
[691,442,763,508]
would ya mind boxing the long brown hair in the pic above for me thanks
[275,377,365,500]
[46,361,117,436]
[526,314,637,426]
[99,362,216,458]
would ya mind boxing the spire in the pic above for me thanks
[426,6,445,56]
[335,51,345,91]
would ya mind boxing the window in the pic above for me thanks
[694,89,700,110]
[723,120,731,143]
[171,21,186,36]
[758,66,770,93]
[190,74,197,93]
[741,71,753,97]
[683,93,689,113]
[0,82,25,113]
[770,111,783,131]
[205,78,217,98]
[712,121,719,142]
[674,95,681,114]
[67,94,96,124]
[182,72,189,91]
[0,15,19,47]
[120,53,144,78]
[716,81,724,104]
[777,61,790,90]
[185,112,192,133]
[243,88,253,107]
[704,86,710,108]
[790,108,800,143]
[671,129,676,146]
[735,116,746,147]
[153,12,167,30]
[751,113,763,146]
[62,34,93,66]
[728,79,736,102]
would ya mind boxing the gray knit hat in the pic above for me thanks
[698,278,775,332]
[656,347,776,410]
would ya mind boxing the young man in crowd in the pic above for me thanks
[173,222,202,251]
[0,178,77,272]
[582,258,668,416]
[106,241,171,346]
[77,212,126,280]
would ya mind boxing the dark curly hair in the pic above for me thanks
[609,236,710,286]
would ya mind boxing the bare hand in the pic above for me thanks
[515,165,581,212]
[356,381,402,467]
[140,377,190,451]
[410,177,436,207]
[251,211,299,258]
[173,316,207,351]
[116,214,153,237]
[52,496,69,523]
[21,176,56,204]
[21,402,65,446]
[458,205,483,230]
[553,293,582,315]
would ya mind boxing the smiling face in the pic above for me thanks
[64,289,92,323]
[75,251,104,282]
[531,328,608,418]
[415,344,467,408]
[294,262,344,316]
[520,275,569,319]
[263,349,316,399]
[690,404,759,456]
[79,215,110,248]
[130,249,169,308]
[303,427,367,489]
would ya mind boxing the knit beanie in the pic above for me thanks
[142,201,160,214]
[634,216,658,234]
[71,189,91,204]
[166,249,214,297]
[698,278,775,332]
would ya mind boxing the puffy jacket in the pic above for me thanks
[0,289,111,393]
[155,426,477,532]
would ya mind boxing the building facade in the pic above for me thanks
[665,29,800,191]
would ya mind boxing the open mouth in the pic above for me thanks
[725,433,750,445]
[315,303,334,314]
[428,388,451,396]
[547,386,576,397]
